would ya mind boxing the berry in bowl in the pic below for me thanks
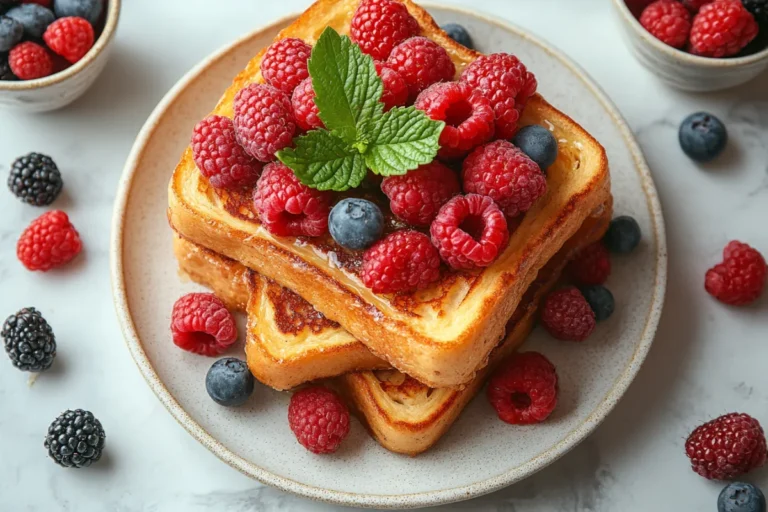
[612,0,768,91]
[0,0,120,112]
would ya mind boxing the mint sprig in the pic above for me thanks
[277,28,444,192]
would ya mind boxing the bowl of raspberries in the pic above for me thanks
[0,0,120,112]
[612,0,768,91]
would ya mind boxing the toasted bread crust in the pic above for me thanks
[167,0,610,387]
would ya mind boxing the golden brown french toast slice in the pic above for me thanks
[168,0,610,388]
[174,199,612,455]
[338,199,611,455]
[174,233,388,390]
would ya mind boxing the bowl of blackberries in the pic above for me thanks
[612,0,768,91]
[0,0,120,112]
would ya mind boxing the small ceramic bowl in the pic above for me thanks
[0,0,121,112]
[611,0,768,92]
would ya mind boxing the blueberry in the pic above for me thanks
[442,23,474,49]
[512,124,559,171]
[718,482,766,512]
[580,285,615,322]
[6,4,54,39]
[0,15,22,53]
[329,198,384,251]
[679,112,728,162]
[205,358,254,407]
[53,0,102,26]
[603,216,641,254]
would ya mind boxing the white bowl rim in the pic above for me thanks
[0,0,121,91]
[610,0,768,68]
[109,3,668,509]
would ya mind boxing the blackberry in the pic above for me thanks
[44,410,106,468]
[743,0,768,28]
[8,152,63,206]
[2,307,56,372]
[0,53,16,81]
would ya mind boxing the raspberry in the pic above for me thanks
[43,16,93,64]
[191,115,263,190]
[460,53,537,139]
[566,242,611,286]
[690,0,759,57]
[233,83,296,162]
[386,36,456,100]
[682,0,715,11]
[170,293,237,357]
[8,41,52,80]
[462,140,547,218]
[639,0,692,48]
[291,77,323,132]
[430,194,509,270]
[23,0,52,6]
[541,287,596,342]
[487,352,558,425]
[17,210,82,271]
[288,386,350,454]
[705,241,766,306]
[414,81,495,160]
[375,61,408,111]
[252,162,332,237]
[260,38,312,94]
[381,161,460,226]
[350,0,420,61]
[686,413,767,480]
[362,230,441,294]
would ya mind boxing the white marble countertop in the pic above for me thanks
[1,0,767,510]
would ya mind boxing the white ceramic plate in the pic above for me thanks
[111,5,666,509]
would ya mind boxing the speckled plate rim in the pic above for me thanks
[110,4,667,509]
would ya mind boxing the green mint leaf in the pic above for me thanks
[308,27,383,142]
[277,130,367,191]
[361,107,445,176]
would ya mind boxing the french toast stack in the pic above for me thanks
[168,0,611,455]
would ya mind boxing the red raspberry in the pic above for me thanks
[191,115,263,190]
[686,413,767,480]
[430,194,509,270]
[253,162,332,237]
[288,386,350,454]
[362,230,441,294]
[682,0,715,11]
[462,140,547,219]
[566,242,611,286]
[23,0,53,6]
[291,77,323,131]
[381,161,460,226]
[233,83,296,162]
[690,0,759,57]
[8,42,53,80]
[487,352,558,425]
[415,81,495,160]
[460,53,537,139]
[386,37,456,100]
[170,293,237,357]
[17,210,82,271]
[43,17,94,64]
[350,0,420,61]
[260,38,312,94]
[639,0,692,49]
[541,287,596,342]
[374,61,408,111]
[705,241,766,306]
